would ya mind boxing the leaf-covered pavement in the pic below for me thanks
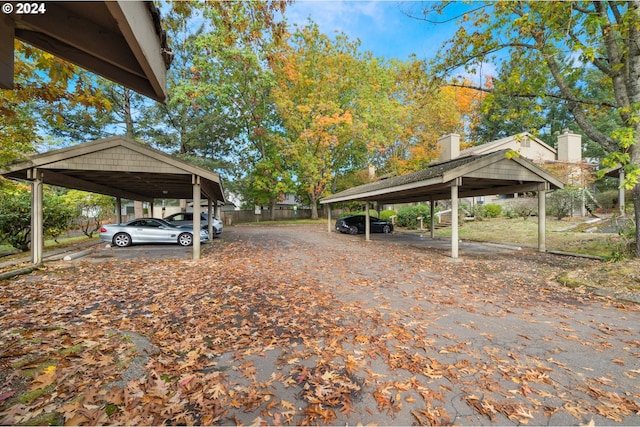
[1,224,639,425]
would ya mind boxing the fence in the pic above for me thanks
[222,209,313,225]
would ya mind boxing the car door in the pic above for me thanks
[131,219,172,243]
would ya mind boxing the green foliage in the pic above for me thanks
[0,183,75,251]
[484,204,502,218]
[471,203,502,220]
[603,216,636,262]
[379,210,397,221]
[417,1,640,253]
[0,183,32,251]
[596,189,623,211]
[61,190,115,238]
[396,204,432,229]
[506,197,537,220]
[547,188,580,220]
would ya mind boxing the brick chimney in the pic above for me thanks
[437,134,460,162]
[557,130,582,162]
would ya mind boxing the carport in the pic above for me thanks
[0,136,226,263]
[320,150,564,258]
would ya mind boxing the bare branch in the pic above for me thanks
[397,1,490,24]
[444,81,618,109]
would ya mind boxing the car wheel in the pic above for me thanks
[112,232,131,247]
[348,225,358,235]
[178,232,193,246]
[382,224,391,234]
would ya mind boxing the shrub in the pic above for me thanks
[596,189,620,211]
[379,209,397,221]
[397,204,431,229]
[484,204,502,218]
[507,197,537,220]
[547,188,580,220]
[470,203,501,220]
[0,183,75,251]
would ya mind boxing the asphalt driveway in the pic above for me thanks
[1,224,639,425]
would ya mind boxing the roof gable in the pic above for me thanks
[460,132,557,161]
[1,136,225,203]
[321,150,564,205]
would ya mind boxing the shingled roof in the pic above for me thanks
[321,150,564,205]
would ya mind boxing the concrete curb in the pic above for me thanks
[62,247,97,261]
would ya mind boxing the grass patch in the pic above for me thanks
[433,217,621,258]
[17,411,64,426]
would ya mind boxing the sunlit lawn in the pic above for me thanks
[434,216,622,258]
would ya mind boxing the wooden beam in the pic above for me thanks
[192,175,201,261]
[538,189,546,252]
[15,3,143,75]
[106,0,167,101]
[30,169,44,265]
[451,181,459,259]
[42,169,153,202]
[0,15,14,89]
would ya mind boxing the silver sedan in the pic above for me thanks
[99,218,208,247]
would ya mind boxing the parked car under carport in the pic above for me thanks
[335,215,393,235]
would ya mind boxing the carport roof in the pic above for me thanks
[0,136,225,204]
[2,1,171,102]
[321,150,564,205]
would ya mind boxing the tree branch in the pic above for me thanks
[444,82,618,109]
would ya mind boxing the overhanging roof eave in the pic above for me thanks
[320,150,565,205]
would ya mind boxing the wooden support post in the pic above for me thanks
[116,197,122,224]
[208,198,213,241]
[430,198,435,239]
[538,186,546,253]
[365,201,370,241]
[327,204,332,233]
[451,181,459,259]
[192,175,201,261]
[29,169,44,265]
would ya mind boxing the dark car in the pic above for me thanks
[335,215,393,235]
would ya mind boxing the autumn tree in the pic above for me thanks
[1,42,110,164]
[410,1,640,255]
[270,23,372,219]
[386,61,484,174]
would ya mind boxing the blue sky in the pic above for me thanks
[283,1,466,61]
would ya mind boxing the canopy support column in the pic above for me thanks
[29,168,44,265]
[207,198,213,241]
[451,178,461,259]
[327,204,332,233]
[192,175,201,261]
[116,197,122,223]
[538,184,547,253]
[430,197,435,239]
[365,201,370,241]
[214,200,220,220]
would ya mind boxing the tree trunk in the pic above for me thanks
[269,199,277,221]
[310,195,318,219]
